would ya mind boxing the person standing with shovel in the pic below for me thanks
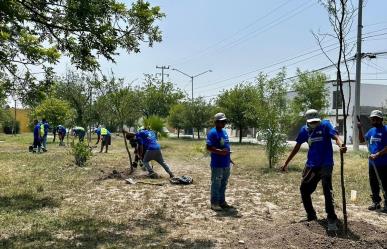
[358,110,387,213]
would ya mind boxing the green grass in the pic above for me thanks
[0,133,379,248]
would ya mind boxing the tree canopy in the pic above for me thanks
[0,0,164,103]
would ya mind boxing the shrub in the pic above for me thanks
[71,142,92,167]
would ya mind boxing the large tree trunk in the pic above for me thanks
[197,129,200,140]
[122,131,134,174]
[177,128,180,138]
[239,126,243,143]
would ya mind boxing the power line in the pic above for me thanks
[175,0,316,66]
[170,0,296,65]
[193,28,387,92]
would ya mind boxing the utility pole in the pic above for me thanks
[353,0,363,151]
[156,65,170,84]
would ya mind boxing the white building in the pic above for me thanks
[288,81,387,143]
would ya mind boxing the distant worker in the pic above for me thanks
[57,125,66,146]
[72,126,86,142]
[41,119,50,152]
[99,127,111,153]
[32,120,42,153]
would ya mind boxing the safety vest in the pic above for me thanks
[101,128,108,135]
[40,124,44,137]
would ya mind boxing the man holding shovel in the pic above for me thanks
[358,110,387,213]
[281,109,347,231]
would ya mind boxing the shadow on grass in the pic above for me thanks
[257,166,303,175]
[0,215,216,249]
[0,194,59,212]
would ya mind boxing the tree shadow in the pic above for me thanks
[0,214,216,249]
[0,194,59,212]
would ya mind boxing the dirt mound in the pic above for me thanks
[234,220,387,249]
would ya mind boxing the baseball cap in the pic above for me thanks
[214,113,227,121]
[305,109,321,123]
[369,110,383,119]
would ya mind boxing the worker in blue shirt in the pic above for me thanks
[32,120,42,153]
[57,125,66,146]
[358,110,387,213]
[127,128,174,178]
[206,113,235,212]
[281,109,347,231]
[72,126,86,142]
[99,127,111,153]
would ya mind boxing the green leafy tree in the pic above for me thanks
[256,71,290,168]
[1,0,164,103]
[291,69,328,119]
[168,103,186,138]
[30,97,76,129]
[217,83,260,143]
[184,98,212,139]
[144,115,167,138]
[140,75,185,118]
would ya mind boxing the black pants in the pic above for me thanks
[369,165,387,204]
[300,166,337,220]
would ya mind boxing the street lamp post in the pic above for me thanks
[172,68,212,138]
[172,68,212,101]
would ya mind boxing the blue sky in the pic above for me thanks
[58,0,387,100]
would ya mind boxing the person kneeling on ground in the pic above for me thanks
[358,110,387,213]
[126,128,174,178]
[281,109,347,232]
[207,113,235,211]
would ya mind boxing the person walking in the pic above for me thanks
[281,109,347,231]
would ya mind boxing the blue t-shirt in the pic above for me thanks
[58,125,66,135]
[296,120,337,168]
[136,130,160,151]
[95,128,101,136]
[206,127,231,168]
[365,125,387,167]
[33,124,41,139]
[43,122,50,135]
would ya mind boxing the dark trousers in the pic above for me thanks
[300,166,337,220]
[369,165,387,204]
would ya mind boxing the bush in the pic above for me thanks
[71,142,92,167]
[3,120,20,134]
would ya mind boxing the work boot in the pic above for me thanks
[306,213,317,222]
[211,204,223,211]
[220,202,235,210]
[327,218,338,232]
[368,202,381,211]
